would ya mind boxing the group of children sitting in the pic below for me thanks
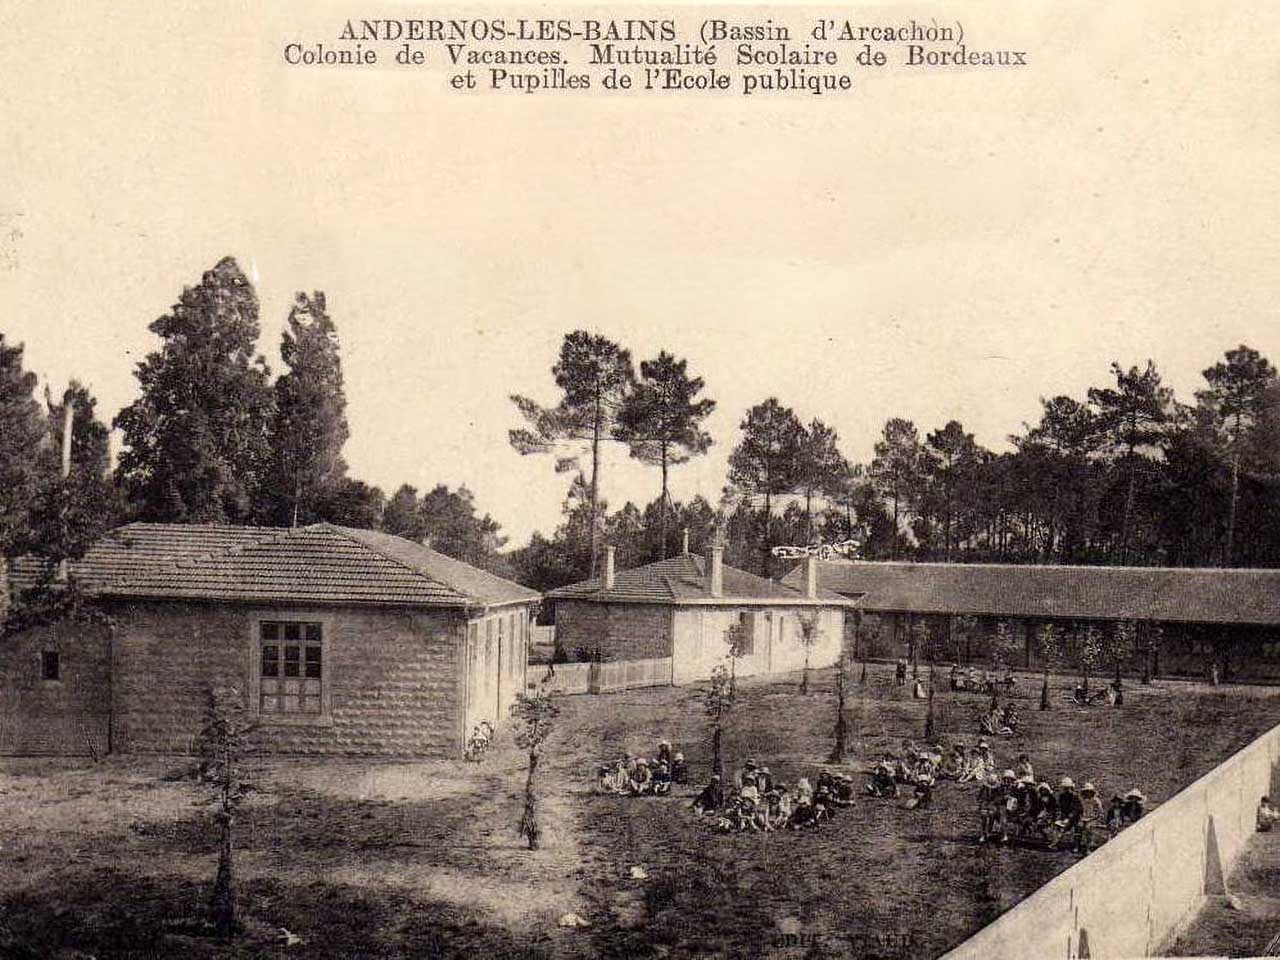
[866,738,1010,805]
[866,741,942,809]
[950,664,1017,695]
[691,759,859,833]
[591,732,1151,859]
[1072,679,1126,707]
[595,739,690,796]
[980,703,1022,737]
[976,764,1149,852]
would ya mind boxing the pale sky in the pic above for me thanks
[3,1,1278,545]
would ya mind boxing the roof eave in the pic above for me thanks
[95,590,475,610]
[675,596,858,607]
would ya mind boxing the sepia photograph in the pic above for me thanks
[2,2,1280,958]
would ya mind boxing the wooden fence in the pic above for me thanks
[530,657,674,697]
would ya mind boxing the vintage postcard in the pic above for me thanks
[2,2,1279,958]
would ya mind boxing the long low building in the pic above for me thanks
[1,522,538,757]
[780,560,1280,681]
[546,546,859,685]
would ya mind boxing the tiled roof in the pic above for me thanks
[545,553,853,605]
[8,524,275,594]
[8,522,537,610]
[781,560,1280,625]
[334,527,539,607]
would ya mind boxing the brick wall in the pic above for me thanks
[109,600,467,758]
[553,601,673,661]
[0,620,112,755]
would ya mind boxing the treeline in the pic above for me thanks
[6,257,1279,598]
[842,351,1280,570]
[0,257,506,579]
[507,333,1280,591]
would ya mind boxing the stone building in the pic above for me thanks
[546,545,858,685]
[781,559,1280,681]
[0,522,538,757]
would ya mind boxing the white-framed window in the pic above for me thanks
[258,620,323,714]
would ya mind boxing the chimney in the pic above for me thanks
[708,545,723,598]
[805,554,819,599]
[603,545,616,591]
[681,528,690,555]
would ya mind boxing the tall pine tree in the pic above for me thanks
[868,418,924,560]
[509,331,634,576]
[1195,345,1276,565]
[1088,361,1173,563]
[259,292,350,526]
[614,351,716,558]
[726,398,805,576]
[114,257,274,523]
[796,418,847,545]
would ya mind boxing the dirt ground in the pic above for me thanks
[1167,826,1280,957]
[2,662,1279,959]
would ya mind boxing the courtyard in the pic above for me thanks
[2,663,1279,958]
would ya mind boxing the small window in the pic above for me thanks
[41,650,60,681]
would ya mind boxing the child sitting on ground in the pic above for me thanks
[1258,795,1279,832]
[691,775,723,815]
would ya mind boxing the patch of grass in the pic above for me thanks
[553,663,1280,959]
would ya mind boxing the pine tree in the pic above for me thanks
[1087,361,1173,562]
[418,484,507,567]
[311,478,384,530]
[510,331,634,576]
[923,421,982,561]
[114,257,274,523]
[260,292,350,526]
[796,418,848,545]
[726,398,805,576]
[381,484,423,539]
[1196,346,1277,566]
[868,418,924,561]
[614,351,715,558]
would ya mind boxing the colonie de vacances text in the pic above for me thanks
[283,17,1026,73]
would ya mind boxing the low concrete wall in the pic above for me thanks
[941,722,1280,960]
[534,662,592,696]
[590,656,674,693]
[528,657,674,697]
